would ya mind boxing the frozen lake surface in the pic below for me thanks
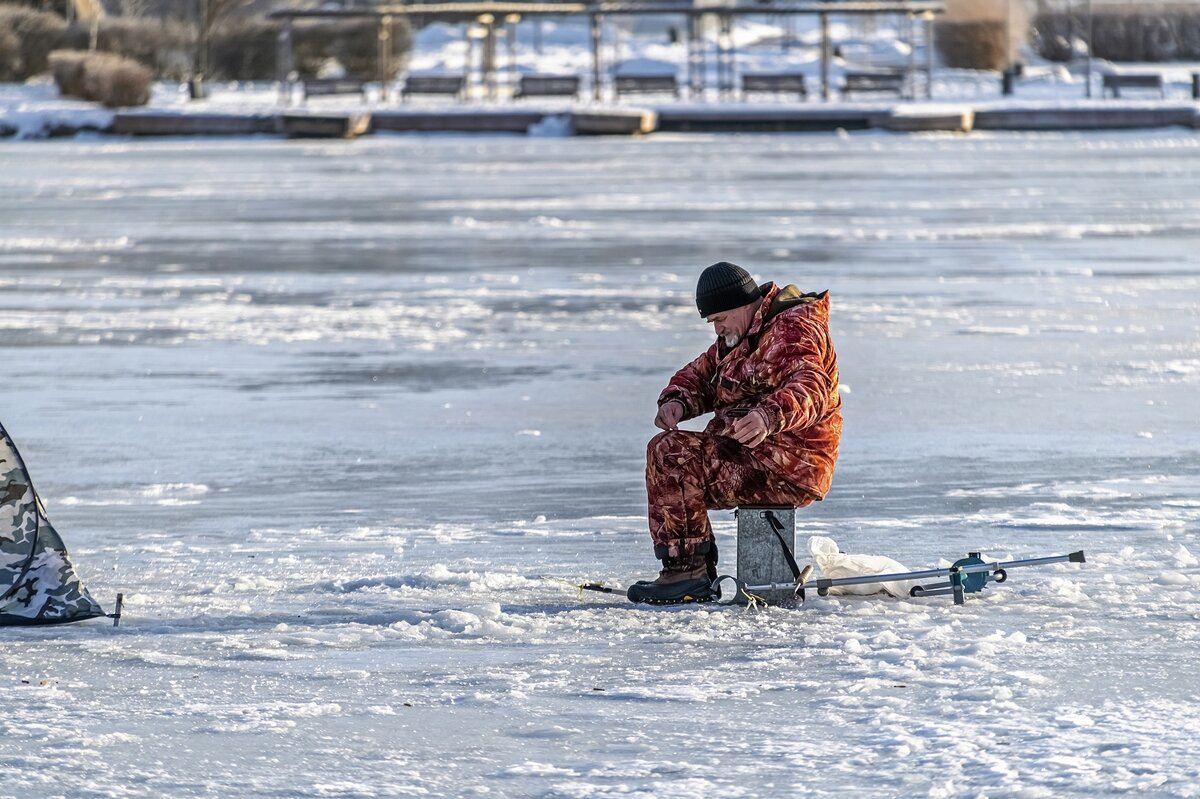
[2,132,1199,797]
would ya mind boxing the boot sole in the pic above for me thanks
[626,579,720,606]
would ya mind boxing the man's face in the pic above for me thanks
[705,302,755,347]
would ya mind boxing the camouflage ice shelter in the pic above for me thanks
[1,422,107,626]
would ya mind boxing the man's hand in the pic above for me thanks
[654,400,685,431]
[730,409,770,448]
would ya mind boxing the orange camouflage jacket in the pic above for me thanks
[658,282,842,500]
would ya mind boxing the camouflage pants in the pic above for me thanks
[646,430,814,561]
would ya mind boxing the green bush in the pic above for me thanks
[50,48,151,106]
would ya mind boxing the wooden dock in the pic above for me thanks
[971,104,1200,132]
[655,105,889,133]
[95,108,655,139]
[111,112,275,136]
[372,109,546,134]
[278,112,372,139]
[5,103,1200,140]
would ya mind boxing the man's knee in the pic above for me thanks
[646,429,703,468]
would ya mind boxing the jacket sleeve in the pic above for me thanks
[658,345,718,420]
[754,316,837,434]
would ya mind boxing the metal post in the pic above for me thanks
[464,23,474,99]
[197,0,208,75]
[505,13,520,98]
[820,12,829,101]
[906,13,916,99]
[378,15,392,103]
[1068,0,1076,65]
[188,0,209,99]
[1006,0,1014,73]
[715,14,725,98]
[684,14,693,94]
[1085,0,1093,98]
[722,13,735,99]
[590,14,602,102]
[482,14,497,102]
[687,14,699,96]
[276,19,294,106]
[714,14,723,98]
[924,11,934,99]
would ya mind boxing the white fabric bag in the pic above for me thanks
[807,536,919,598]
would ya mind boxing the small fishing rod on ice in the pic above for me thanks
[569,550,1087,607]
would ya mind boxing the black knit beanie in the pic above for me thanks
[695,261,761,316]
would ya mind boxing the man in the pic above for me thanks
[628,262,842,604]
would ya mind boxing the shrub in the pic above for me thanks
[0,7,70,77]
[935,20,1008,71]
[13,11,412,82]
[0,23,19,81]
[1034,6,1200,62]
[48,49,87,94]
[935,0,1025,71]
[2,9,191,80]
[208,18,278,80]
[94,17,193,80]
[85,51,151,106]
[292,18,411,80]
[50,49,151,107]
[207,17,411,80]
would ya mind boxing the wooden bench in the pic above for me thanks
[301,78,368,102]
[842,70,906,98]
[514,74,580,99]
[741,72,808,100]
[613,74,679,98]
[401,75,465,101]
[1102,73,1165,98]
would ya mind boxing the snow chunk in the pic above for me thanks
[1173,545,1199,568]
[1056,713,1096,729]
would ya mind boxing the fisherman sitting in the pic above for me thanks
[628,262,843,604]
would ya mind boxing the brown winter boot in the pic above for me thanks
[627,551,719,605]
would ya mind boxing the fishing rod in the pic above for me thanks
[717,550,1087,606]
[565,550,1085,607]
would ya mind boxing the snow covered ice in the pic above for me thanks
[2,130,1200,797]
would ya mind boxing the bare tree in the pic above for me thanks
[196,0,252,76]
[119,0,157,17]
